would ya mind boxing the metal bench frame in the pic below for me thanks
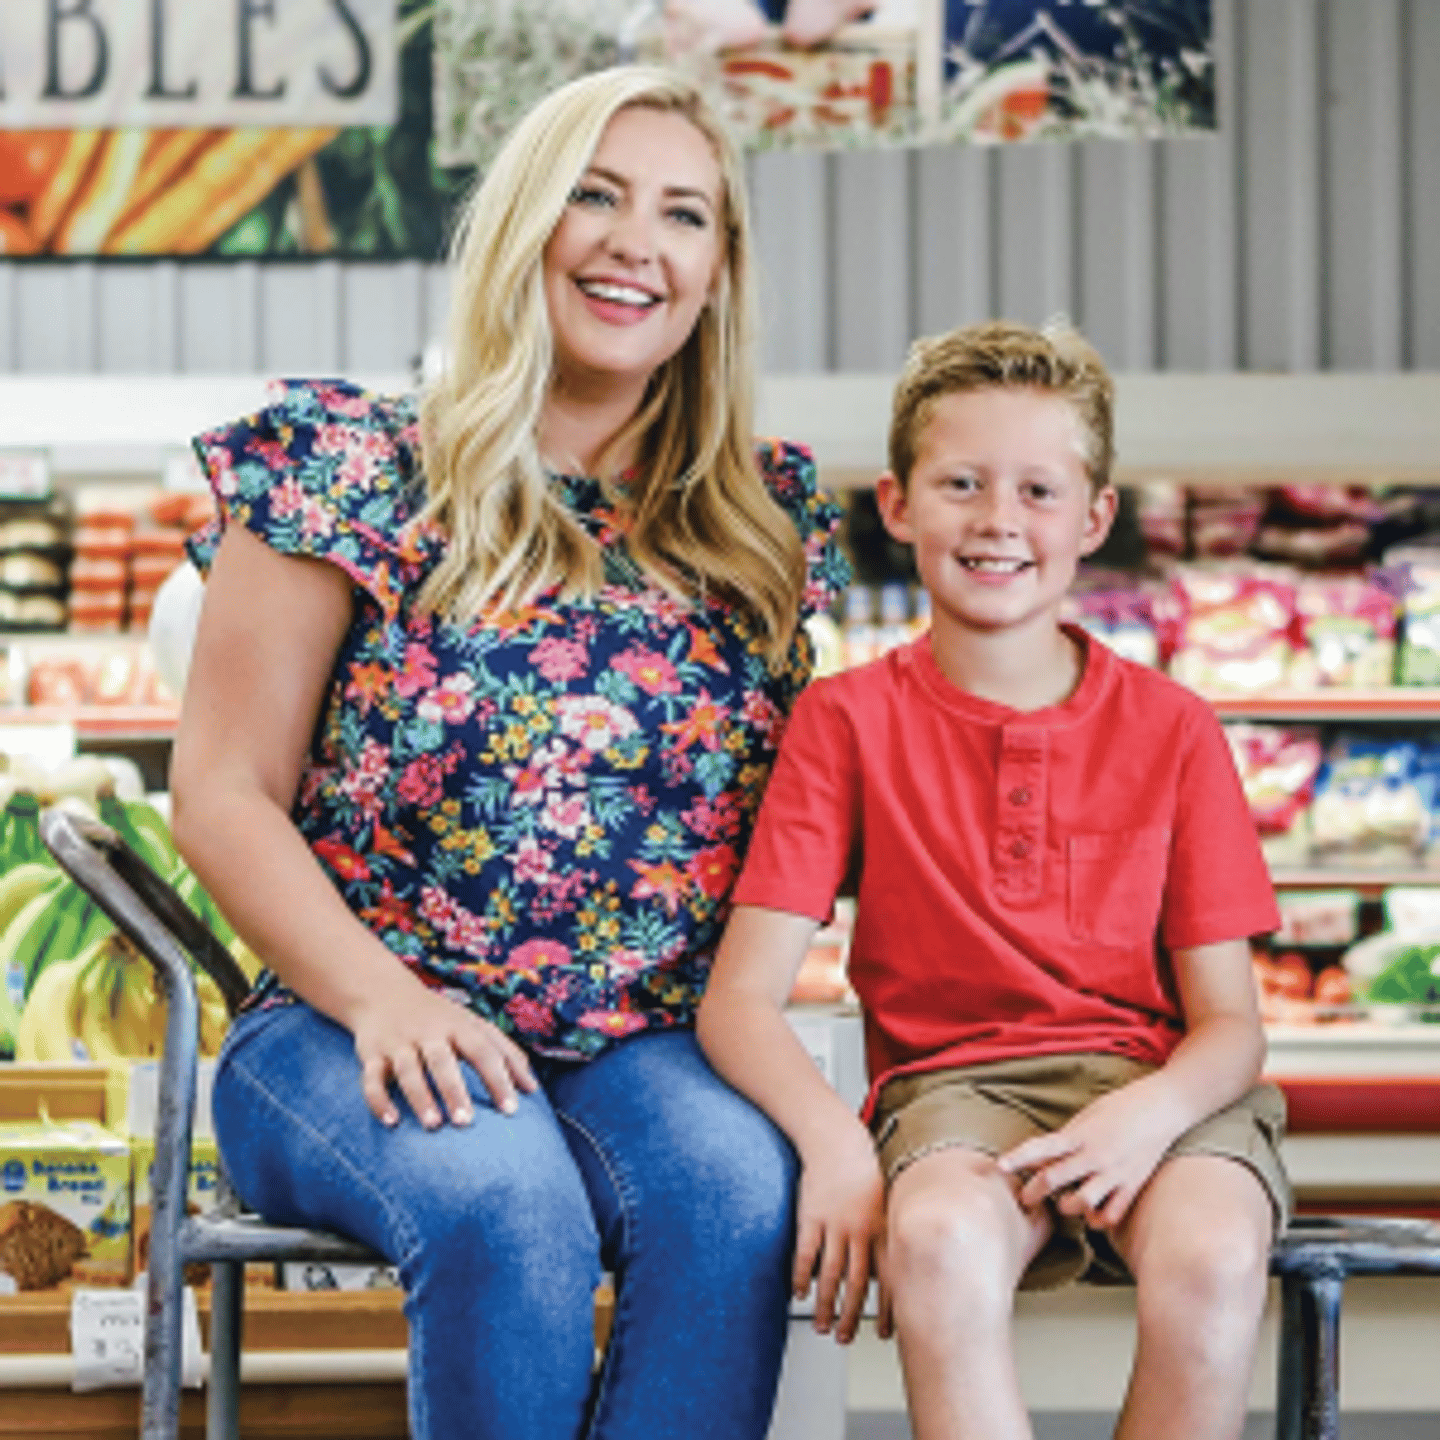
[38,807,1440,1440]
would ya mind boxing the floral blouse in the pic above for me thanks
[190,380,848,1060]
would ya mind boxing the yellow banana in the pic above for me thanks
[0,862,60,935]
[14,954,86,1061]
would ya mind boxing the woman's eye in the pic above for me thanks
[569,184,616,208]
[668,205,708,229]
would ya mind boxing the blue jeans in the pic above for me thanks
[212,1004,798,1440]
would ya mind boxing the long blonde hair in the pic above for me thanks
[417,66,806,666]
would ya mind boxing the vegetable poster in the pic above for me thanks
[0,1,1213,260]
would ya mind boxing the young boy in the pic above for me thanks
[698,320,1289,1440]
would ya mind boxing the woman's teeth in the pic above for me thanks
[579,279,659,307]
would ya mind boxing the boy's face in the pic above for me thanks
[876,386,1116,640]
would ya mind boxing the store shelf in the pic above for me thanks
[0,705,177,741]
[1207,689,1440,721]
[1268,867,1440,892]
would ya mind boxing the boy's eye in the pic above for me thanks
[946,474,979,493]
[1023,481,1059,502]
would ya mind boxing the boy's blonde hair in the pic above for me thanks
[888,319,1114,493]
[417,65,806,667]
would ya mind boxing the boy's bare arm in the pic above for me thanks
[698,905,887,1342]
[998,938,1264,1228]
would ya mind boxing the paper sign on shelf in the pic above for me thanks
[69,1284,204,1392]
[0,452,51,500]
[0,721,77,768]
[163,449,208,494]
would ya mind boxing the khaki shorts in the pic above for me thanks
[870,1052,1292,1291]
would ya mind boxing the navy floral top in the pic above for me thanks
[190,380,848,1060]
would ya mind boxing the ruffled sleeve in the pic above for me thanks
[187,379,439,622]
[755,438,850,620]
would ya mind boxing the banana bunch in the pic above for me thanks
[15,930,228,1065]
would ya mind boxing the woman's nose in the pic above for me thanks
[604,207,657,265]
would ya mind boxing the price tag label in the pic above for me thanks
[0,451,50,500]
[69,1285,204,1392]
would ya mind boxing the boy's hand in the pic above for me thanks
[795,1120,887,1344]
[995,1077,1186,1230]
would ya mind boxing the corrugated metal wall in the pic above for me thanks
[1,0,1436,379]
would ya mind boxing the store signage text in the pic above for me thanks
[0,0,397,129]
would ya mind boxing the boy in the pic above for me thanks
[698,320,1289,1440]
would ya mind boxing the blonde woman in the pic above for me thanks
[172,66,847,1440]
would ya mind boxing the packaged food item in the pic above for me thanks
[1288,572,1399,688]
[1309,736,1431,864]
[1168,565,1298,693]
[1390,547,1440,685]
[1382,885,1440,935]
[1064,570,1161,668]
[1188,486,1265,559]
[1273,889,1361,947]
[281,1260,400,1292]
[1133,480,1188,558]
[0,1117,131,1292]
[841,586,877,670]
[1224,723,1322,867]
[0,553,64,589]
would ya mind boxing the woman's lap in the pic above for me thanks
[213,1004,797,1440]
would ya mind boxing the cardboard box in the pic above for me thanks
[0,1117,130,1292]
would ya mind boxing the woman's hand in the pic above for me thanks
[996,1077,1184,1230]
[795,1119,888,1344]
[350,980,538,1129]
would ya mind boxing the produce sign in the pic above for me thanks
[0,1,1213,259]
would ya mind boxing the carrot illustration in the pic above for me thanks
[55,128,149,253]
[108,129,224,240]
[105,127,339,255]
[29,130,105,247]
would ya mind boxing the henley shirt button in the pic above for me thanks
[1009,839,1032,859]
[1008,787,1032,806]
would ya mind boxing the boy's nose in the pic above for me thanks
[974,485,1023,533]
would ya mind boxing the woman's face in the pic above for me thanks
[543,105,725,400]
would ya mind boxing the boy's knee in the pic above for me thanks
[1134,1213,1270,1325]
[886,1168,1022,1313]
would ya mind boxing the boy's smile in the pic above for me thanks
[876,386,1116,648]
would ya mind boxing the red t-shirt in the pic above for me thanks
[733,628,1280,1116]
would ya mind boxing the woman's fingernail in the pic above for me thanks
[383,1111,399,1127]
[501,1096,518,1115]
[454,1106,473,1125]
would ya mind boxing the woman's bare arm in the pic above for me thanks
[170,525,535,1126]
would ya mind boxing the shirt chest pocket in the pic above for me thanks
[1067,827,1170,948]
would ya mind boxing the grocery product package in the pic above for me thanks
[0,1117,130,1292]
[1168,564,1298,692]
[1223,723,1322,867]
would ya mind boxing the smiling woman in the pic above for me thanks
[167,63,849,1440]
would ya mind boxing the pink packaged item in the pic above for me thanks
[1167,565,1298,693]
[1289,573,1399,688]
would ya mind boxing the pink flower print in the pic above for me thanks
[613,647,681,696]
[417,673,478,726]
[512,836,553,886]
[578,1009,648,1037]
[689,843,739,900]
[312,386,372,420]
[556,694,638,754]
[530,636,590,683]
[540,791,591,839]
[338,738,389,820]
[397,752,450,808]
[299,494,335,542]
[605,948,651,979]
[740,691,783,744]
[271,475,307,519]
[506,938,571,983]
[681,794,740,840]
[503,739,567,809]
[419,885,492,959]
[394,641,440,698]
[505,995,556,1035]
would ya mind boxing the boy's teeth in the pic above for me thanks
[580,280,657,306]
[962,558,1027,573]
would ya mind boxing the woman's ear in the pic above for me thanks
[874,471,913,544]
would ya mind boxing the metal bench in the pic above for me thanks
[39,807,1440,1440]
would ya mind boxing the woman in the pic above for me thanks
[171,65,847,1440]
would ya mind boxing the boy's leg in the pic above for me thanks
[886,1147,1053,1440]
[1108,1154,1273,1440]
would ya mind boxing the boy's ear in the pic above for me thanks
[874,471,913,543]
[1079,484,1119,558]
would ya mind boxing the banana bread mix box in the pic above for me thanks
[0,1117,131,1292]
